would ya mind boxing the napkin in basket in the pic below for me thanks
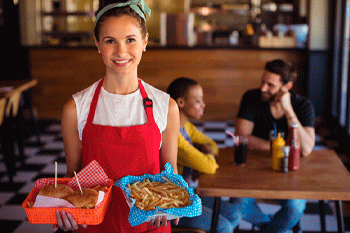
[114,162,202,227]
[33,160,109,208]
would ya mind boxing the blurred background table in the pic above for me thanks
[197,148,350,233]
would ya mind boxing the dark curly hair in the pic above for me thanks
[265,59,297,84]
[167,77,199,101]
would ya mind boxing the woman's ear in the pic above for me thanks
[176,97,185,108]
[143,33,149,51]
[94,36,101,53]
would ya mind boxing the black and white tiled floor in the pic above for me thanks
[0,120,348,233]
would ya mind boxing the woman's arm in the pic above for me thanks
[178,135,218,174]
[55,98,86,232]
[160,98,180,174]
[61,98,82,178]
[189,123,219,156]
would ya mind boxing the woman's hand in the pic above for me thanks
[149,216,179,228]
[194,143,216,157]
[53,210,87,232]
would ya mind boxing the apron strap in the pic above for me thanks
[86,79,104,124]
[138,79,155,123]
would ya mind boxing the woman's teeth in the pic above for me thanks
[114,60,129,64]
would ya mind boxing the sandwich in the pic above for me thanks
[38,184,74,199]
[64,188,99,209]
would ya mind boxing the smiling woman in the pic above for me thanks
[56,0,180,232]
[94,15,148,83]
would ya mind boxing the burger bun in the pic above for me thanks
[65,188,99,209]
[38,184,74,199]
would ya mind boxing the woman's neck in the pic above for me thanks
[179,112,189,128]
[103,72,139,95]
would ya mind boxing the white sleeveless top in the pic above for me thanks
[73,79,170,143]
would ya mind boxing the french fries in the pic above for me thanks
[127,177,191,211]
[27,201,34,208]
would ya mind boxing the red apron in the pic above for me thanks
[78,79,171,232]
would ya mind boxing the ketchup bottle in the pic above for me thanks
[288,123,301,171]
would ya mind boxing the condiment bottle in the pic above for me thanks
[281,146,290,173]
[288,123,301,171]
[271,132,285,170]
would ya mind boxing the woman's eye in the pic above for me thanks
[127,38,136,43]
[106,39,115,44]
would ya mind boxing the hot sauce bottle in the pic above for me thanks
[288,123,301,171]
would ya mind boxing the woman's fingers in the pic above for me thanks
[149,215,171,228]
[173,218,180,225]
[56,210,64,229]
[67,212,79,230]
[154,216,161,228]
[56,210,84,231]
[61,210,73,230]
[161,215,168,227]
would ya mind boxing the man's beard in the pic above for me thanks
[261,92,276,103]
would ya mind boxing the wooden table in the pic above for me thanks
[197,148,350,233]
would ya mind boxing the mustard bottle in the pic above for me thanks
[271,132,286,170]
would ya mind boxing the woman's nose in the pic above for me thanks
[114,43,126,56]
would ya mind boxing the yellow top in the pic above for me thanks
[177,122,219,176]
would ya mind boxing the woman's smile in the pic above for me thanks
[113,59,131,66]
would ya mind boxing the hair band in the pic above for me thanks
[95,0,151,28]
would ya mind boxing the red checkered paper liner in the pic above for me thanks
[33,160,109,208]
[67,160,109,189]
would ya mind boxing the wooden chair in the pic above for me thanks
[0,79,38,182]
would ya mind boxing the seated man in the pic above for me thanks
[234,59,315,232]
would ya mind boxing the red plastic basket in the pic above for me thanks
[22,178,113,225]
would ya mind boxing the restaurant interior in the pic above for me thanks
[1,0,350,232]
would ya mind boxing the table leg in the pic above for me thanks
[335,200,345,233]
[319,200,326,233]
[210,197,221,233]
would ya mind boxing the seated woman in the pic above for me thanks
[167,77,241,233]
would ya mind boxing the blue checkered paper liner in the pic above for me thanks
[114,162,202,227]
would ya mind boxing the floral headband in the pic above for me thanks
[95,0,151,28]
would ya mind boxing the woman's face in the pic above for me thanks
[180,85,206,120]
[94,14,148,76]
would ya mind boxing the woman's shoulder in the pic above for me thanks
[141,80,169,100]
[184,122,200,134]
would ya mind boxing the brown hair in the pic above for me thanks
[265,59,297,84]
[94,0,148,41]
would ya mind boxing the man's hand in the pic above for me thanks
[274,86,293,114]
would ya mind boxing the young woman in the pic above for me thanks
[55,0,179,232]
[167,77,241,233]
